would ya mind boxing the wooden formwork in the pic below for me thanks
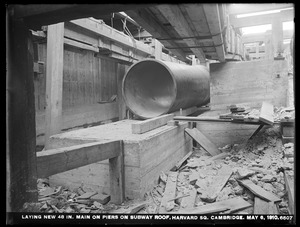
[45,119,192,199]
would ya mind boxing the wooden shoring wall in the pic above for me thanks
[33,18,187,146]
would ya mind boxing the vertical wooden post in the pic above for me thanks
[45,23,64,149]
[109,141,125,204]
[272,15,283,58]
[7,12,38,211]
[264,30,273,60]
[191,55,197,65]
[255,42,259,59]
[154,39,162,60]
[117,63,127,120]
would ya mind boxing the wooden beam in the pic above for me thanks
[125,9,188,62]
[272,16,284,56]
[227,3,293,15]
[171,150,193,171]
[70,18,153,57]
[185,128,221,156]
[132,114,174,134]
[117,64,127,121]
[154,39,162,60]
[284,170,294,214]
[254,197,279,214]
[230,9,294,28]
[37,140,121,178]
[242,29,293,44]
[159,172,178,213]
[170,197,251,214]
[12,4,150,30]
[109,142,125,204]
[174,116,232,123]
[64,37,98,52]
[173,106,198,116]
[202,4,226,62]
[238,179,281,202]
[45,23,64,149]
[156,5,206,63]
[7,16,38,212]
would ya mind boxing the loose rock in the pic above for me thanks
[261,174,277,183]
[236,168,255,179]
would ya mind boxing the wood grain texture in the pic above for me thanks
[159,172,178,213]
[132,114,174,134]
[45,23,64,148]
[185,128,221,156]
[254,197,279,214]
[37,140,121,178]
[238,179,281,202]
[284,170,294,214]
[171,197,251,214]
[109,142,125,204]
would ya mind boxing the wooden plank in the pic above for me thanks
[170,197,251,214]
[227,3,293,15]
[154,39,162,60]
[180,188,197,210]
[230,9,293,28]
[117,64,127,120]
[268,201,279,214]
[171,150,193,171]
[132,114,175,134]
[159,172,178,213]
[175,116,232,123]
[238,179,281,202]
[202,4,226,62]
[13,4,148,30]
[206,152,230,163]
[111,201,149,214]
[259,102,274,125]
[45,23,64,149]
[272,16,284,57]
[109,142,125,204]
[254,196,270,214]
[242,30,293,44]
[37,140,121,178]
[156,4,206,63]
[185,128,221,156]
[125,9,187,62]
[173,106,198,116]
[248,125,264,140]
[254,197,279,214]
[64,37,98,52]
[208,165,232,196]
[70,18,153,57]
[284,170,294,214]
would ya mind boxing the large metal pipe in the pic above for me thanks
[122,59,210,119]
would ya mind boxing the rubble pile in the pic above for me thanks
[22,182,119,213]
[144,125,294,215]
[274,106,295,122]
[23,125,294,215]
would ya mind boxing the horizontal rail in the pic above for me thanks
[174,116,272,125]
[37,140,121,178]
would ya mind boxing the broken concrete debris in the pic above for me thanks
[142,124,291,215]
[24,117,293,215]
